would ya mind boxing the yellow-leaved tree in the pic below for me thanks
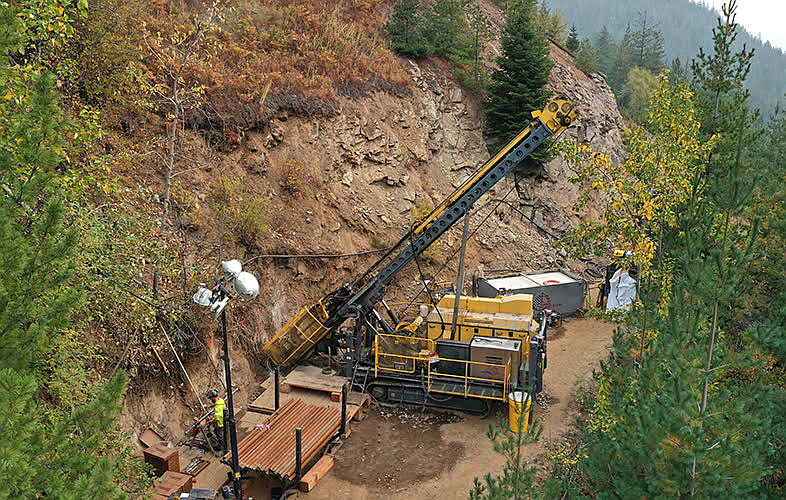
[560,72,715,304]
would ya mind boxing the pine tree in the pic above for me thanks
[566,24,579,52]
[669,56,690,84]
[691,0,755,156]
[0,3,152,495]
[593,25,618,85]
[532,0,566,43]
[0,369,132,498]
[556,3,775,496]
[644,28,665,72]
[630,11,665,73]
[613,25,635,94]
[0,74,81,373]
[574,38,599,74]
[470,403,541,499]
[463,2,494,91]
[386,0,433,59]
[484,0,554,176]
[423,0,468,60]
[559,71,768,499]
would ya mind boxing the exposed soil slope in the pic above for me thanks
[118,1,624,444]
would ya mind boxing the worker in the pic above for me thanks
[206,389,226,452]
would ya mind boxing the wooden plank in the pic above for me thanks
[139,427,165,448]
[283,370,348,395]
[298,455,334,492]
[192,458,230,490]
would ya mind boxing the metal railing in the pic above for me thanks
[375,334,435,374]
[263,301,329,366]
[374,334,509,401]
[426,356,509,401]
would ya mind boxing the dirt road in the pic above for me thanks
[304,317,614,500]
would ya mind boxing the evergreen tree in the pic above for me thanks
[532,0,567,43]
[644,28,665,72]
[613,24,635,93]
[566,24,579,52]
[593,25,618,85]
[0,69,148,500]
[555,2,775,496]
[574,38,599,74]
[669,56,690,84]
[0,3,152,496]
[484,0,554,176]
[691,0,755,155]
[469,414,541,500]
[423,0,468,60]
[631,11,665,73]
[558,71,768,499]
[748,103,786,303]
[386,0,433,59]
[463,1,494,91]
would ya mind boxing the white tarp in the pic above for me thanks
[606,268,637,311]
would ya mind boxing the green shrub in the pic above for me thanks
[410,198,441,264]
[283,158,304,194]
[212,179,271,246]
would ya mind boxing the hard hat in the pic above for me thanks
[206,389,219,400]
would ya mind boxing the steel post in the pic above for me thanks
[222,309,243,500]
[274,367,280,411]
[295,427,303,481]
[450,212,471,340]
[340,383,348,437]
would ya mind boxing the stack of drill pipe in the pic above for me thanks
[228,398,340,481]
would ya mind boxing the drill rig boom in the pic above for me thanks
[263,97,577,375]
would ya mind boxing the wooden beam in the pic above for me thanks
[298,455,334,492]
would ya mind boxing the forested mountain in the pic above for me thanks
[546,0,786,114]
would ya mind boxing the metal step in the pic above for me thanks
[428,380,504,400]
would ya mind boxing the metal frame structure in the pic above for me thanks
[264,98,577,412]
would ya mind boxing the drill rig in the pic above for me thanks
[264,97,577,414]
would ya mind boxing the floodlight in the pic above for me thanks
[233,271,259,300]
[221,260,243,280]
[210,296,230,320]
[193,284,213,306]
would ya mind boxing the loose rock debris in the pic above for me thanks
[332,405,465,489]
[378,404,463,429]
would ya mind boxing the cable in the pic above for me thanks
[394,128,575,318]
[484,198,562,240]
[408,230,445,327]
[397,182,518,318]
[243,246,394,266]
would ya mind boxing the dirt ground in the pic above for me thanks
[303,316,614,500]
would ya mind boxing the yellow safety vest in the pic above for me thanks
[214,397,225,427]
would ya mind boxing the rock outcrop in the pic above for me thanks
[238,41,624,324]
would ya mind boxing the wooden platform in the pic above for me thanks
[248,366,369,423]
[280,366,348,402]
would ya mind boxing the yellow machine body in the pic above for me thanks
[425,293,538,343]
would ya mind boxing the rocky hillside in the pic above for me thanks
[121,5,624,438]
